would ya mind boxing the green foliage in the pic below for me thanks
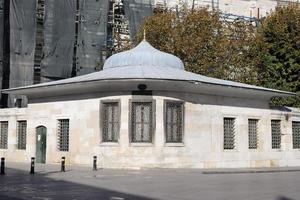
[132,5,300,107]
[256,5,300,107]
[135,8,259,84]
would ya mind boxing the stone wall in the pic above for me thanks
[0,91,299,169]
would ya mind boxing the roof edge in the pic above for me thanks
[2,78,295,97]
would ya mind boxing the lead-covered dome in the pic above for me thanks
[103,40,185,70]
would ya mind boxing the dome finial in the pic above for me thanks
[143,28,146,41]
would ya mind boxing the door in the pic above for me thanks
[36,126,47,163]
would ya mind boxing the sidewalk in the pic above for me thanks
[202,167,300,174]
[1,162,300,200]
[4,161,300,174]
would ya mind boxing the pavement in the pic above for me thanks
[1,162,300,200]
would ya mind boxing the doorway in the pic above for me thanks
[36,126,47,163]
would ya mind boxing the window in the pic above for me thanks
[0,121,8,149]
[130,101,154,143]
[165,101,184,143]
[248,119,258,149]
[271,120,281,149]
[58,119,69,151]
[15,98,22,108]
[223,118,235,150]
[17,121,27,150]
[101,101,120,142]
[292,121,300,149]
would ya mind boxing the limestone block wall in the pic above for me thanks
[0,92,299,169]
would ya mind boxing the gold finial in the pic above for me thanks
[143,28,146,41]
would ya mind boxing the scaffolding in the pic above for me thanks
[107,0,130,54]
[33,0,45,84]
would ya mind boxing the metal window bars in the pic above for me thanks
[58,119,69,151]
[0,121,8,149]
[224,118,235,150]
[248,119,258,149]
[17,121,27,150]
[165,101,184,143]
[292,121,300,149]
[271,120,281,149]
[131,102,153,143]
[102,102,119,142]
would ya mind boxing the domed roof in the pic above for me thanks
[3,39,295,99]
[103,40,185,70]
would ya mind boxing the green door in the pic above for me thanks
[36,126,47,163]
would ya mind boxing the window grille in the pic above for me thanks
[102,102,119,142]
[248,119,258,149]
[17,121,27,150]
[165,101,184,143]
[0,121,8,149]
[271,120,281,149]
[223,118,235,150]
[131,102,153,143]
[58,119,69,151]
[292,121,300,149]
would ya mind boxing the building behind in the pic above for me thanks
[0,0,299,108]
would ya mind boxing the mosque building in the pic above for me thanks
[0,39,299,169]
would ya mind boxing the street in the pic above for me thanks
[0,162,300,200]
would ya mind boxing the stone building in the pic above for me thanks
[0,40,299,169]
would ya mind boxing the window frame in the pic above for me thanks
[100,99,121,144]
[271,119,281,150]
[164,100,185,145]
[223,117,236,150]
[292,121,300,149]
[0,121,8,149]
[17,120,27,150]
[57,119,70,152]
[248,118,259,150]
[129,99,156,145]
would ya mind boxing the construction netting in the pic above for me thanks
[76,0,109,75]
[41,0,76,80]
[0,0,155,107]
[8,0,36,107]
[124,0,154,40]
[0,0,3,90]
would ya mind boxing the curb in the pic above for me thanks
[202,169,300,174]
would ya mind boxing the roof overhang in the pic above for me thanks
[2,78,295,100]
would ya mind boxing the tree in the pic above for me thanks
[134,7,259,84]
[256,5,300,107]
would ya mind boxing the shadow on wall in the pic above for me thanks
[0,168,156,200]
[30,90,270,109]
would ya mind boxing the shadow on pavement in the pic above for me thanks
[276,196,294,200]
[0,167,156,200]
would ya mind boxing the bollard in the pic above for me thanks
[30,157,35,174]
[61,157,65,172]
[93,156,97,171]
[0,157,5,175]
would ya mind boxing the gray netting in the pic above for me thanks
[41,0,76,80]
[76,0,109,75]
[0,0,3,90]
[8,0,36,107]
[124,0,154,40]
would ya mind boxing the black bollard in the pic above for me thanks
[30,157,35,174]
[61,157,65,172]
[0,157,5,175]
[93,156,97,171]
